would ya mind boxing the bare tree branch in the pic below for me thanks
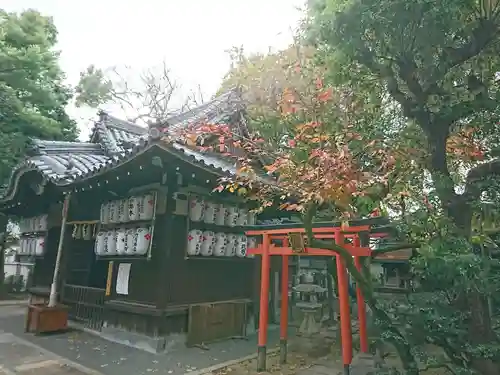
[93,60,184,126]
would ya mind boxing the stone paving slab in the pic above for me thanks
[0,332,100,375]
[0,341,46,367]
[16,362,90,375]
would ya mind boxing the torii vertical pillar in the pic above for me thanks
[335,231,353,375]
[280,238,290,364]
[257,234,271,372]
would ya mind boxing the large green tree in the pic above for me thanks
[212,2,500,372]
[0,9,78,183]
[304,0,500,374]
[0,9,79,294]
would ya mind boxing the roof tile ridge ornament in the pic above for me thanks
[148,120,169,141]
[64,155,77,177]
[89,109,110,144]
[97,109,109,122]
[97,110,123,156]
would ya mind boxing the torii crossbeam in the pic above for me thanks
[246,220,388,375]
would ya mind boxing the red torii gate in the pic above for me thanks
[246,221,387,375]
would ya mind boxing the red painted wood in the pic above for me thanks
[258,234,271,347]
[246,225,370,236]
[336,232,353,366]
[247,245,371,257]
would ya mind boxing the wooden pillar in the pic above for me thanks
[354,237,369,354]
[156,172,177,310]
[257,234,271,372]
[335,231,352,375]
[48,193,71,307]
[280,238,290,364]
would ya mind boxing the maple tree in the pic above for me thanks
[175,29,500,375]
[171,46,429,371]
[201,47,405,218]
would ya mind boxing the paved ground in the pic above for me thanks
[295,354,376,375]
[0,331,99,375]
[0,305,283,375]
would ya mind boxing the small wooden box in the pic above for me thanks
[25,304,69,335]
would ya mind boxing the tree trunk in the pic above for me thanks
[425,124,500,374]
[0,214,8,298]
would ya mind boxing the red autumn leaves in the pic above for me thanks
[280,78,333,115]
[447,127,486,161]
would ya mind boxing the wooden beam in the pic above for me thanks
[247,245,371,257]
[246,225,370,236]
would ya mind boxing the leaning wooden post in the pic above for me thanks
[48,192,71,308]
[257,233,271,372]
[279,237,290,364]
[354,236,369,353]
[335,231,353,375]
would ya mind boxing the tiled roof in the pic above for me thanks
[90,112,147,155]
[0,91,247,204]
[166,90,245,134]
[0,139,111,203]
[23,139,109,182]
[62,139,240,183]
[89,89,246,153]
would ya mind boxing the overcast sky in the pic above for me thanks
[3,0,304,139]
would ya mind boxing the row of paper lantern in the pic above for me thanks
[19,237,45,256]
[100,193,155,224]
[189,197,257,227]
[19,215,48,234]
[95,227,152,256]
[187,229,257,258]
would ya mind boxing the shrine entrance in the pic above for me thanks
[246,220,388,375]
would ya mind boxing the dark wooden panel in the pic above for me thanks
[104,308,160,336]
[108,260,159,305]
[187,300,248,346]
[103,301,189,337]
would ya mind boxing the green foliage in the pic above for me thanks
[0,8,78,184]
[75,65,113,108]
[302,0,500,373]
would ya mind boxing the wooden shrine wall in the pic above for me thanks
[31,226,61,288]
[164,215,255,305]
[102,204,166,337]
[107,260,159,305]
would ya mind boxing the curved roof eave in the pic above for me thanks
[0,152,108,205]
[0,166,40,204]
[0,165,72,206]
[67,141,237,187]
